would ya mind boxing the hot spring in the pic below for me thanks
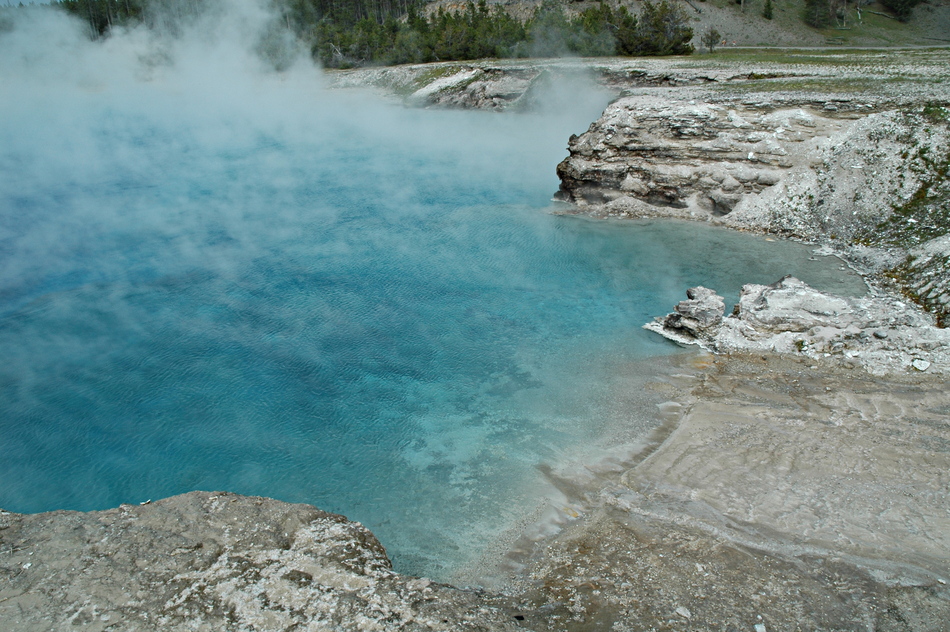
[0,8,867,581]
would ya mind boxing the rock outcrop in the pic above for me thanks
[556,96,822,212]
[405,67,542,110]
[325,63,548,110]
[556,94,950,325]
[555,96,923,236]
[0,492,521,632]
[659,285,725,338]
[902,235,950,325]
[646,276,950,375]
[325,62,733,111]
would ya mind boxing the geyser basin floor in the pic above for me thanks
[0,21,866,579]
[508,351,950,631]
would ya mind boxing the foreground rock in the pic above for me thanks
[0,492,520,631]
[508,352,950,631]
[646,276,950,375]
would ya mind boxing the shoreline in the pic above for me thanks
[3,52,950,629]
[502,349,950,630]
[447,349,704,591]
[6,345,946,630]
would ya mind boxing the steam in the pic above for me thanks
[0,5,871,582]
[0,2,612,314]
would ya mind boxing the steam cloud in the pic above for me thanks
[0,0,613,311]
[0,3,873,583]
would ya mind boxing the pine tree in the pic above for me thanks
[701,26,721,53]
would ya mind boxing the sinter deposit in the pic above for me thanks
[646,276,950,376]
[0,492,521,631]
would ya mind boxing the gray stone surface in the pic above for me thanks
[507,352,950,632]
[646,276,950,375]
[0,492,521,632]
[661,285,725,337]
[554,97,944,244]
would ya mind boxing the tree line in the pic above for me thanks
[52,0,694,66]
[305,0,694,67]
[45,0,938,58]
[57,0,145,36]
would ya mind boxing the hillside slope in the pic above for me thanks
[423,0,950,49]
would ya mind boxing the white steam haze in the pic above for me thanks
[0,0,613,311]
[0,1,874,583]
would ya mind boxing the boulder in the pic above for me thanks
[652,286,726,345]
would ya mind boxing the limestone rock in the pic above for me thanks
[0,492,521,632]
[554,97,843,219]
[708,189,741,215]
[646,276,950,375]
[555,94,925,236]
[662,286,726,339]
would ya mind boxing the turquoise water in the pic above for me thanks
[0,18,866,579]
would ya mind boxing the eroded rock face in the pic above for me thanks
[646,276,950,375]
[406,67,541,110]
[0,492,520,632]
[554,96,946,242]
[556,94,950,325]
[555,96,835,215]
[661,286,725,337]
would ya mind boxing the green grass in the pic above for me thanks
[680,46,949,68]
